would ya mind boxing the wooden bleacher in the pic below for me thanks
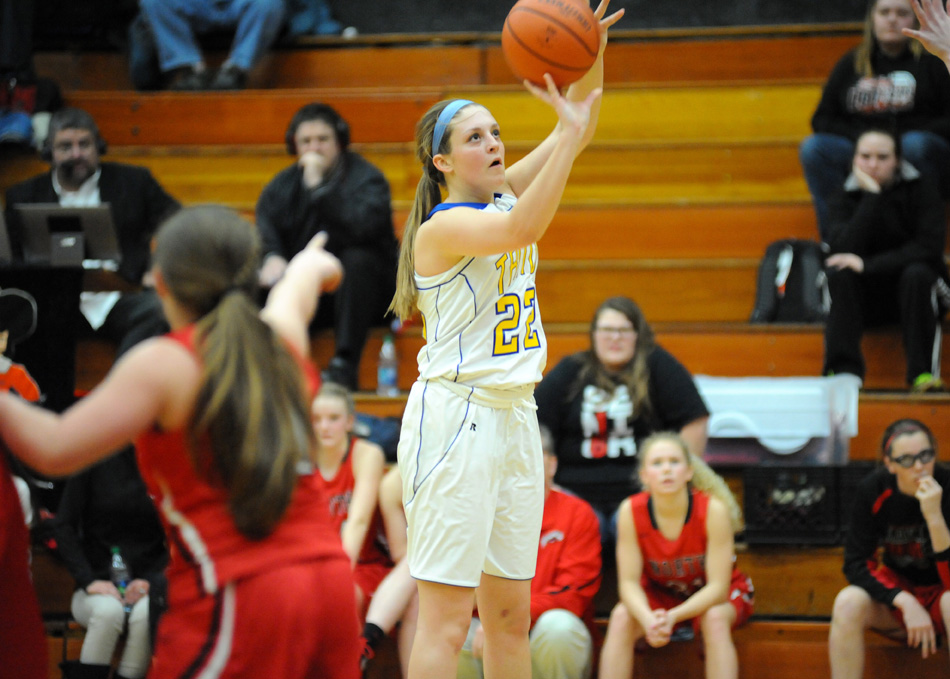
[11,25,950,679]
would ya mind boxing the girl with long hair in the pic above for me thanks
[0,205,362,678]
[389,3,623,678]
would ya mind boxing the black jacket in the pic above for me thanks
[826,167,949,282]
[255,151,396,262]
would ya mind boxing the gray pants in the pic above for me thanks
[457,609,592,679]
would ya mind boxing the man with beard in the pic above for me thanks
[4,108,179,409]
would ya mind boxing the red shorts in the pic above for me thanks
[150,557,360,679]
[644,569,755,633]
[872,565,948,636]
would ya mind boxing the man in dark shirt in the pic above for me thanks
[256,103,397,390]
[830,418,950,677]
[4,108,179,409]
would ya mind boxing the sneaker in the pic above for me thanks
[209,64,248,90]
[324,357,359,391]
[912,373,946,393]
[167,65,208,91]
[359,636,374,677]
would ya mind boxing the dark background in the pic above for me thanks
[31,0,870,49]
[331,0,870,34]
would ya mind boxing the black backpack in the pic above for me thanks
[750,239,830,323]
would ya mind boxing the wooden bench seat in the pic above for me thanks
[35,32,859,92]
[362,619,945,679]
[1,141,811,213]
[55,82,819,146]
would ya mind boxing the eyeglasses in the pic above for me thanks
[889,448,936,468]
[594,326,635,338]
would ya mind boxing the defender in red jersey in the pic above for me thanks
[0,206,361,679]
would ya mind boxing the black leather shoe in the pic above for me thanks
[209,65,248,90]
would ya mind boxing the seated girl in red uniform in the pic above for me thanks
[0,205,362,679]
[599,432,753,679]
[311,382,392,616]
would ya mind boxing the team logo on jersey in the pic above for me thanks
[540,530,565,547]
[580,384,636,459]
[328,490,352,518]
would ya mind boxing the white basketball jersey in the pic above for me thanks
[414,194,547,389]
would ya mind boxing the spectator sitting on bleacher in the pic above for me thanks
[534,296,709,543]
[598,432,752,679]
[905,0,950,74]
[138,0,285,90]
[799,0,950,241]
[50,447,168,679]
[4,108,181,360]
[311,382,393,618]
[822,127,948,392]
[829,418,950,678]
[457,424,602,679]
[256,103,397,390]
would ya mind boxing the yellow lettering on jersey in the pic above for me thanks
[495,245,538,295]
[508,248,520,288]
[495,253,509,296]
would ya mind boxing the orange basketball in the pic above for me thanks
[501,0,599,88]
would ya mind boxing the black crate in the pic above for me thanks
[742,466,840,545]
[836,461,879,543]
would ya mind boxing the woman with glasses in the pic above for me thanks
[534,296,709,542]
[830,418,950,678]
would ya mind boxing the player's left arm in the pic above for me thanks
[667,498,734,626]
[505,0,623,196]
[341,439,386,565]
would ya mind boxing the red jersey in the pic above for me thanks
[315,438,393,567]
[0,454,46,679]
[631,489,712,599]
[532,487,602,628]
[135,326,347,605]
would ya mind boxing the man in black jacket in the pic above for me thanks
[4,108,179,408]
[256,103,397,390]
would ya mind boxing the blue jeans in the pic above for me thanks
[140,0,285,72]
[799,130,950,240]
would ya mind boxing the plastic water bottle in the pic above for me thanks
[109,546,133,613]
[377,334,399,397]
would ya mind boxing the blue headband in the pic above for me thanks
[431,99,475,157]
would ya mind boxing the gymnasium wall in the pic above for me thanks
[331,0,869,35]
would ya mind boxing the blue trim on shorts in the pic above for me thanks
[406,381,472,504]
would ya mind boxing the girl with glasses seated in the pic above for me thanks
[830,417,950,678]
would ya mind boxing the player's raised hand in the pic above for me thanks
[904,0,950,67]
